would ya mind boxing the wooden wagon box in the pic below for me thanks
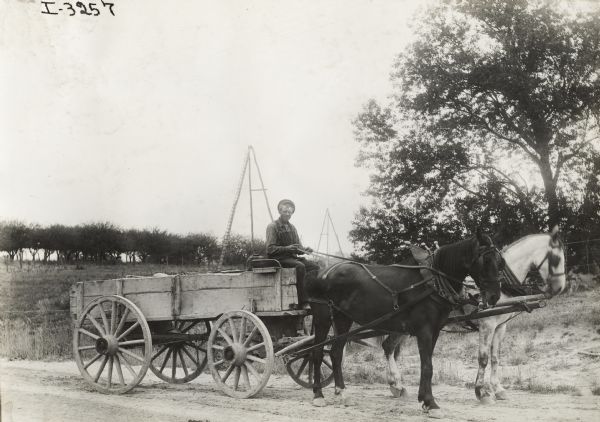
[70,268,298,321]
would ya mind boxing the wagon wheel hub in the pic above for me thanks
[224,343,247,366]
[95,335,119,356]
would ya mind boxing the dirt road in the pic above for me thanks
[1,359,599,422]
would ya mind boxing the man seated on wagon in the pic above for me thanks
[266,199,319,310]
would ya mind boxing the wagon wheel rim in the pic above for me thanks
[207,310,274,398]
[73,295,152,394]
[285,349,334,389]
[149,320,210,384]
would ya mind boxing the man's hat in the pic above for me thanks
[277,199,295,212]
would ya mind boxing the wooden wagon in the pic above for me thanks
[70,262,333,397]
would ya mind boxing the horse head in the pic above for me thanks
[433,227,503,306]
[468,227,503,307]
[535,225,566,296]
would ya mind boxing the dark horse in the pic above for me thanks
[305,229,503,419]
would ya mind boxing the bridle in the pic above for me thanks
[532,247,565,281]
[469,243,505,278]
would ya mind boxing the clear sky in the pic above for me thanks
[1,0,425,255]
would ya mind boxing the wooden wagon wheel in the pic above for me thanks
[285,348,335,389]
[73,295,152,394]
[207,310,274,398]
[286,314,335,388]
[149,320,210,384]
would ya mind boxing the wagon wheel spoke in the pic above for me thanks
[244,362,260,380]
[97,304,110,335]
[84,352,103,370]
[77,328,100,341]
[85,312,106,337]
[106,356,114,388]
[119,339,146,347]
[114,354,125,386]
[322,356,333,370]
[246,354,265,365]
[221,363,235,383]
[295,356,310,379]
[242,327,258,347]
[239,317,247,343]
[77,345,96,351]
[241,364,251,389]
[217,328,235,347]
[178,349,189,377]
[117,352,138,378]
[94,356,109,382]
[181,345,200,367]
[181,321,200,334]
[117,321,140,341]
[308,361,313,381]
[227,318,238,342]
[171,347,178,379]
[110,300,117,334]
[246,342,265,353]
[113,308,130,338]
[118,347,145,363]
[184,342,207,355]
[233,367,241,391]
[151,345,169,362]
[159,348,174,374]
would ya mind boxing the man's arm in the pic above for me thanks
[291,225,312,253]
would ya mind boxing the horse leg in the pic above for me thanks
[331,316,353,406]
[475,319,496,404]
[490,323,508,400]
[416,327,443,418]
[383,334,409,398]
[311,308,332,407]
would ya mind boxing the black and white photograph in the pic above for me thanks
[1,0,599,421]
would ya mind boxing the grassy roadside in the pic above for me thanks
[0,262,212,359]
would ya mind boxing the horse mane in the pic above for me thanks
[502,233,553,252]
[432,236,476,275]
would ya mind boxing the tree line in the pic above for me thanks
[0,221,265,267]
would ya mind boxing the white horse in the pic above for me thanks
[371,227,567,402]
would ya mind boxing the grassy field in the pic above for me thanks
[1,261,599,396]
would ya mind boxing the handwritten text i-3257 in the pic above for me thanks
[41,1,116,16]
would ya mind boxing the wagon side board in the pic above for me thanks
[70,268,298,321]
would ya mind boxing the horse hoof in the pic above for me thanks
[312,398,327,407]
[480,395,495,405]
[495,390,508,400]
[390,385,408,399]
[428,409,444,419]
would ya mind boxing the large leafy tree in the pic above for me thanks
[352,0,600,260]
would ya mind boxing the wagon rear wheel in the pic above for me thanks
[149,320,210,383]
[207,310,274,398]
[73,295,152,394]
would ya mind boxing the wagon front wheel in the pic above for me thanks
[73,295,152,394]
[285,349,335,389]
[207,310,274,398]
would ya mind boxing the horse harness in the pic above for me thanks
[308,245,499,332]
